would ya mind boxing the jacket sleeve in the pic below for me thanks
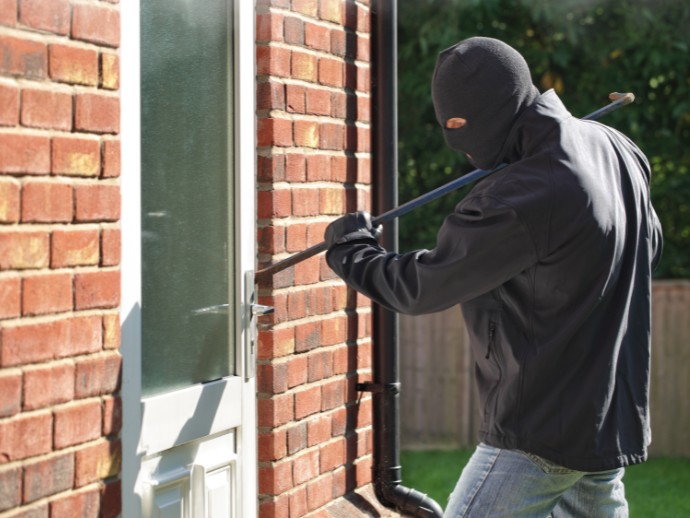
[326,194,538,315]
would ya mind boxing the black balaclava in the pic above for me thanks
[431,37,540,170]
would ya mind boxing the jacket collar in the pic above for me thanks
[498,89,573,165]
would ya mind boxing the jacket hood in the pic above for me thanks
[431,37,540,170]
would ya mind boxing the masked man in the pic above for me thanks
[324,37,663,517]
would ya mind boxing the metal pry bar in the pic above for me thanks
[255,92,636,281]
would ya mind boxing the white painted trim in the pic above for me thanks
[235,0,258,516]
[120,0,143,515]
[120,1,257,516]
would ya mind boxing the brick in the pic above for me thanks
[320,437,345,473]
[285,153,306,182]
[308,350,333,382]
[74,352,121,398]
[258,429,287,462]
[102,312,120,350]
[100,479,121,518]
[257,117,292,147]
[54,400,102,449]
[19,0,70,34]
[101,227,120,266]
[0,465,21,512]
[75,183,120,222]
[75,93,119,134]
[321,378,346,411]
[74,269,120,310]
[256,45,290,77]
[257,225,285,255]
[292,0,317,17]
[287,355,308,388]
[49,43,99,86]
[0,275,20,320]
[0,178,19,223]
[0,133,50,174]
[23,452,75,503]
[21,181,73,223]
[307,474,333,511]
[306,154,331,181]
[319,57,343,87]
[292,449,318,485]
[289,486,308,518]
[257,361,288,395]
[102,395,122,436]
[294,255,321,285]
[294,385,321,420]
[51,228,100,267]
[257,189,291,219]
[331,91,348,119]
[21,88,72,130]
[306,88,331,116]
[291,51,317,82]
[22,271,72,316]
[291,188,319,217]
[320,0,343,23]
[0,0,17,26]
[0,81,19,126]
[0,34,47,79]
[72,3,120,47]
[258,327,295,359]
[358,36,371,62]
[321,315,346,346]
[294,120,319,148]
[258,460,292,496]
[330,29,347,58]
[0,411,52,462]
[0,230,49,270]
[255,12,283,43]
[23,361,75,411]
[284,16,304,45]
[308,414,332,447]
[102,139,120,178]
[0,370,21,417]
[305,22,330,52]
[0,315,102,366]
[52,136,101,177]
[257,393,293,428]
[50,487,100,518]
[257,81,285,111]
[319,122,344,150]
[286,223,308,253]
[285,84,305,114]
[100,52,119,90]
[74,439,121,487]
[287,422,307,456]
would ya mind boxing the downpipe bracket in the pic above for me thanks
[356,382,401,395]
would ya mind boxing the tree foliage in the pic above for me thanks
[397,0,690,278]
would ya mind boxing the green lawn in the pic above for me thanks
[400,449,690,516]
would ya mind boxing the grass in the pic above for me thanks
[400,449,690,516]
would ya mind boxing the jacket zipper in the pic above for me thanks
[485,321,496,359]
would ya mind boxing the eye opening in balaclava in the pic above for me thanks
[431,37,540,170]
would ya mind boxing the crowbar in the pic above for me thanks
[256,92,635,280]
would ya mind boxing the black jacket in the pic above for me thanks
[327,91,663,471]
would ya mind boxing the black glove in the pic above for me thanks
[324,211,381,248]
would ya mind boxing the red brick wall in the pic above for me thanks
[255,0,378,516]
[0,1,121,516]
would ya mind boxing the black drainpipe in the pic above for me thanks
[360,1,445,516]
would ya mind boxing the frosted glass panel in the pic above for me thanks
[141,0,234,397]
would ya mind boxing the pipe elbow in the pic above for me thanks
[375,480,444,518]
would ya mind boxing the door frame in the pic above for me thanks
[120,1,257,516]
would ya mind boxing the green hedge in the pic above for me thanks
[398,0,690,278]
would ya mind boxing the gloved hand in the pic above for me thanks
[324,211,381,248]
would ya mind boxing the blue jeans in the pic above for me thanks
[444,444,628,517]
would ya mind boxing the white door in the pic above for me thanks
[120,1,257,517]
